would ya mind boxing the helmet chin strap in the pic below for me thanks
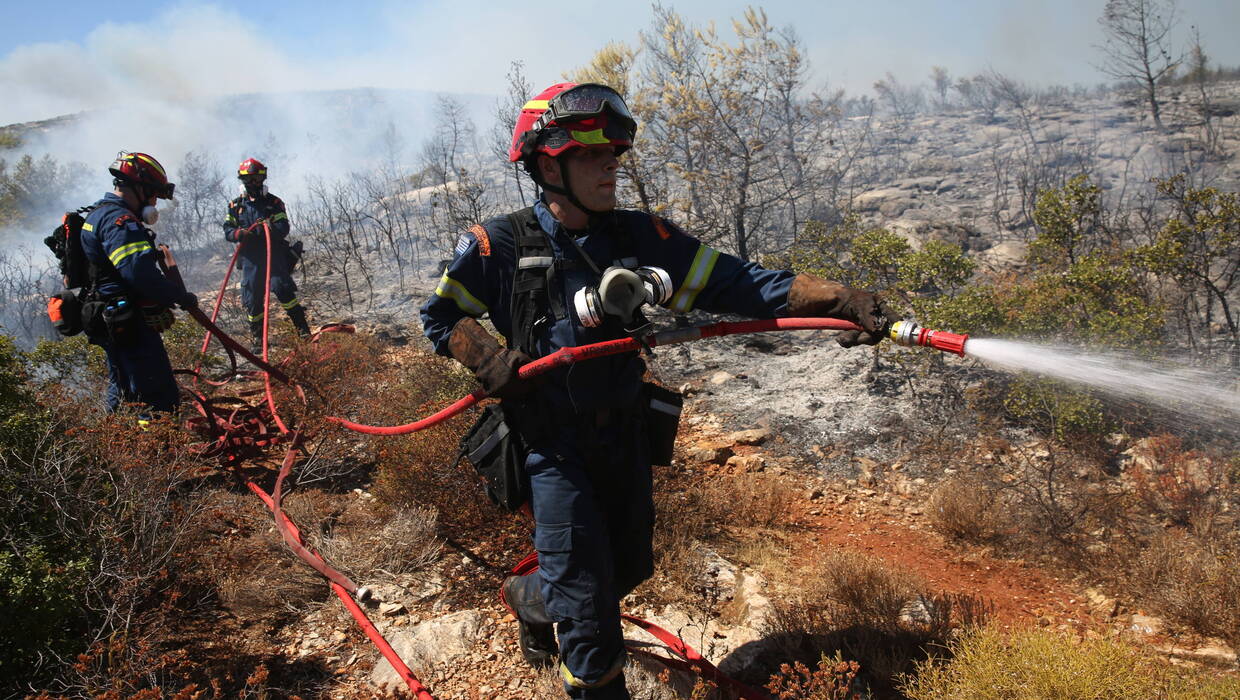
[539,155,610,222]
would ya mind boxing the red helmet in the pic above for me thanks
[507,82,637,164]
[238,157,267,181]
[109,151,175,199]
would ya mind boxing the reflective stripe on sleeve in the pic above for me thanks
[108,240,154,267]
[434,272,488,316]
[270,212,288,222]
[669,245,720,312]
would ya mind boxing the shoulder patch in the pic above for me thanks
[469,223,491,256]
[115,213,136,227]
[653,216,674,241]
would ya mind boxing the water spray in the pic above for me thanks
[887,320,969,357]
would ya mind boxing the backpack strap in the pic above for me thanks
[507,207,566,356]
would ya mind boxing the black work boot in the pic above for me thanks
[501,574,558,668]
[286,304,311,338]
[248,320,264,355]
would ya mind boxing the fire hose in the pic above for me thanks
[326,318,968,435]
[170,224,970,698]
[164,225,434,699]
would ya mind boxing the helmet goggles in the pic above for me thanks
[534,83,635,134]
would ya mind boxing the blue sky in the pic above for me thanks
[2,0,1238,125]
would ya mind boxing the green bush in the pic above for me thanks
[0,335,96,684]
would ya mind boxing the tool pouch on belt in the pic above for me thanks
[458,402,529,511]
[643,382,683,466]
[47,289,84,337]
[99,295,143,347]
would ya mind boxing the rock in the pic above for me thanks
[806,487,825,501]
[379,601,405,616]
[708,371,734,385]
[900,596,935,625]
[1158,638,1238,668]
[1119,437,1165,474]
[856,456,880,486]
[688,445,732,464]
[370,610,485,690]
[726,454,766,472]
[728,428,771,446]
[1084,588,1121,618]
[977,240,1028,269]
[1130,613,1165,636]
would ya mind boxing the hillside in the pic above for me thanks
[3,78,1240,700]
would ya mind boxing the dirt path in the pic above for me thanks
[795,497,1094,629]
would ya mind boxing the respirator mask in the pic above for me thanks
[574,265,673,330]
[141,205,160,226]
[240,182,268,198]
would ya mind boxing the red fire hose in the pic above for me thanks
[328,318,862,435]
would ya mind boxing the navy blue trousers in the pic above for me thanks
[238,255,299,322]
[526,418,654,699]
[98,324,179,413]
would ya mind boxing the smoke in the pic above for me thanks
[0,4,505,253]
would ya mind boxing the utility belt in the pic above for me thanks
[457,381,683,512]
[81,292,139,346]
[77,292,172,346]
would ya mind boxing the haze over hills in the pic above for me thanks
[0,86,496,230]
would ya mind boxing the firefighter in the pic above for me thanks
[223,158,309,350]
[420,83,896,699]
[81,151,197,414]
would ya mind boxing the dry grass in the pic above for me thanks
[762,550,991,697]
[926,477,1010,545]
[900,624,1240,700]
[1121,530,1240,649]
[702,471,800,529]
[317,505,443,582]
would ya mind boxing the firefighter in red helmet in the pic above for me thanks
[223,158,310,350]
[422,82,896,699]
[80,151,197,414]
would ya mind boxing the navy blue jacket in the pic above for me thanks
[223,192,291,265]
[80,193,182,307]
[421,201,794,413]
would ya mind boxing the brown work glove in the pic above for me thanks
[447,317,541,399]
[786,274,901,348]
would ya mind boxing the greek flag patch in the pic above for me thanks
[453,233,471,258]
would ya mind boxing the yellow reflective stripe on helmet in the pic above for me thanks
[434,272,487,316]
[669,245,720,312]
[280,297,300,310]
[524,99,549,110]
[133,153,165,177]
[82,222,94,232]
[108,240,154,267]
[270,212,288,222]
[569,128,610,145]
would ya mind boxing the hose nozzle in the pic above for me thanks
[888,320,968,357]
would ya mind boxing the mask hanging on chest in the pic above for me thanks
[574,265,672,328]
